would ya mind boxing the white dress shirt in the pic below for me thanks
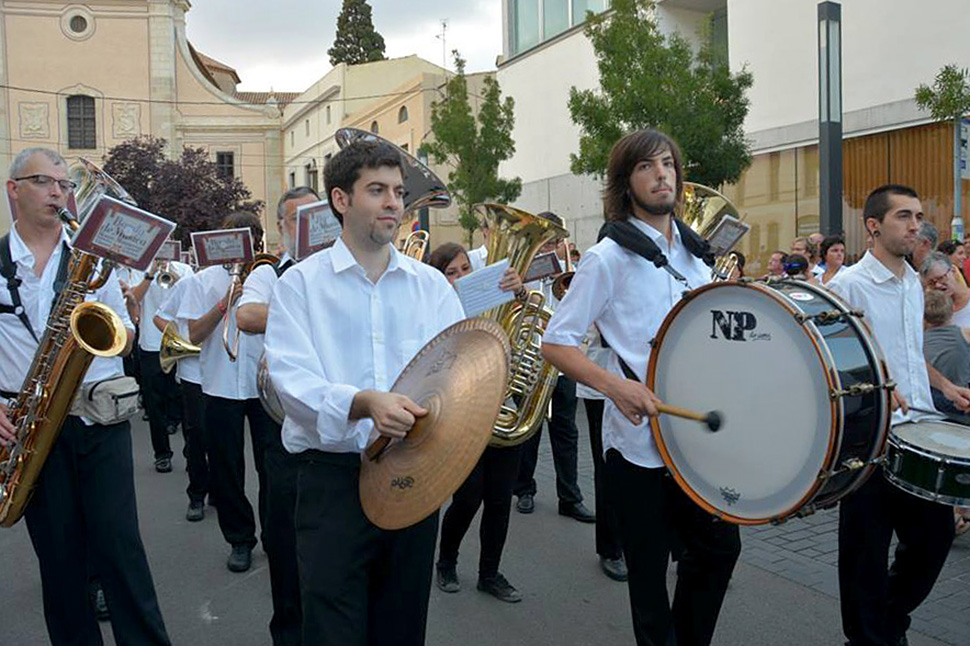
[138,261,193,352]
[238,253,292,309]
[155,274,201,385]
[178,265,262,400]
[542,218,711,468]
[468,245,488,271]
[265,238,465,455]
[828,251,937,426]
[0,223,134,394]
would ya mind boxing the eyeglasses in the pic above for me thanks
[926,266,955,287]
[13,174,77,193]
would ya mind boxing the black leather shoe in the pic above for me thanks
[516,493,535,514]
[600,556,628,582]
[559,501,595,523]
[186,501,205,522]
[91,585,109,621]
[436,564,460,593]
[227,545,252,572]
[154,457,172,473]
[477,573,522,603]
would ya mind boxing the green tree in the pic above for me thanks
[328,0,386,66]
[915,64,970,228]
[568,0,753,187]
[421,52,521,245]
[103,138,262,247]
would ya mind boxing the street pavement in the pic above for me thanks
[0,403,966,645]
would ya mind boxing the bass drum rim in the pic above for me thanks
[646,280,860,525]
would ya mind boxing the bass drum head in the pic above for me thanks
[649,283,836,523]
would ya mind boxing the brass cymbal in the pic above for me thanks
[359,318,511,530]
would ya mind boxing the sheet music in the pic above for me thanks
[454,259,514,318]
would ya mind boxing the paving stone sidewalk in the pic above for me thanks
[532,402,970,646]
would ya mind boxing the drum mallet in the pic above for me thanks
[656,403,723,432]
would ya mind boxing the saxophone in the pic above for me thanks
[0,208,127,527]
[475,203,569,447]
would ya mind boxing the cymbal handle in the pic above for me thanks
[365,436,391,462]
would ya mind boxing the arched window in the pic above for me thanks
[398,106,409,123]
[67,95,96,149]
[370,121,379,134]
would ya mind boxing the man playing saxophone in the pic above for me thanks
[0,148,171,644]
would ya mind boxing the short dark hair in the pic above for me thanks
[771,250,789,263]
[820,234,844,259]
[323,140,404,224]
[221,211,264,252]
[938,239,962,256]
[863,184,919,225]
[604,129,685,222]
[427,242,468,274]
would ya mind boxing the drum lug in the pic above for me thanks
[819,457,867,480]
[794,309,846,325]
[831,383,876,398]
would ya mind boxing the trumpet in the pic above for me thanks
[222,253,279,361]
[551,238,574,302]
[154,260,179,289]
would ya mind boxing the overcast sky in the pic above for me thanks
[184,1,502,92]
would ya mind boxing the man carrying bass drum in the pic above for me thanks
[540,129,740,646]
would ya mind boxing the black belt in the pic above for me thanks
[1,390,16,400]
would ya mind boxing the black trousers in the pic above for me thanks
[139,350,174,461]
[264,433,302,646]
[838,469,955,646]
[296,451,438,646]
[606,450,740,646]
[203,394,275,548]
[583,398,623,560]
[179,380,209,504]
[514,375,582,505]
[24,416,170,646]
[438,444,521,578]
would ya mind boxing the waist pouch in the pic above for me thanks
[70,376,141,425]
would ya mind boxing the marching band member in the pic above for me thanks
[264,140,464,645]
[0,147,170,644]
[428,242,525,603]
[828,184,967,646]
[180,212,273,574]
[153,271,210,522]
[539,130,740,646]
[234,185,319,646]
[133,256,193,473]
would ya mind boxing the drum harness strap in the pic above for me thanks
[596,218,715,383]
[273,257,295,278]
[0,233,72,344]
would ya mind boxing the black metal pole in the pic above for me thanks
[818,2,843,236]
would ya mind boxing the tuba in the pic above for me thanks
[0,161,133,526]
[476,203,569,447]
[160,322,201,374]
[679,182,744,281]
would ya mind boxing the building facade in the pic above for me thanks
[0,0,287,239]
[497,0,970,275]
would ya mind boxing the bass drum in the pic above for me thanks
[647,280,892,525]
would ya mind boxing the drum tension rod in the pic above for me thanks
[794,309,863,325]
[818,458,867,480]
[830,382,894,399]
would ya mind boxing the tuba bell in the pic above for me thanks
[160,322,201,374]
[679,182,744,281]
[475,203,569,447]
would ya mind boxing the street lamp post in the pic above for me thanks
[818,1,843,236]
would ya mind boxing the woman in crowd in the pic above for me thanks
[427,242,525,604]
[938,239,968,287]
[922,252,970,328]
[819,235,847,285]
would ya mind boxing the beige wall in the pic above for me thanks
[0,0,283,241]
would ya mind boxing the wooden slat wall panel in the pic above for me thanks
[843,133,888,260]
[889,121,958,238]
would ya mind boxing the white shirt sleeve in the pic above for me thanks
[179,269,212,321]
[543,251,612,349]
[94,271,134,333]
[265,270,368,448]
[238,264,277,307]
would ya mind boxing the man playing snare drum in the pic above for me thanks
[828,184,968,646]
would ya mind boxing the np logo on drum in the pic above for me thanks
[710,310,769,342]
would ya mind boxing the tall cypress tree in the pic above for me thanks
[328,0,387,66]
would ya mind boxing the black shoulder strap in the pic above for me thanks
[0,236,72,344]
[274,258,295,278]
[598,218,715,288]
[0,233,38,342]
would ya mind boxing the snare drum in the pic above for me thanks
[647,280,892,525]
[885,420,970,506]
